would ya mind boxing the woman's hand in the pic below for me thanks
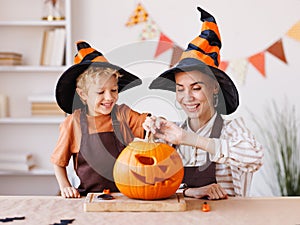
[142,116,185,145]
[185,183,228,200]
[60,186,80,198]
[155,119,185,145]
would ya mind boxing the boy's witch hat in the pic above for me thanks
[149,7,239,115]
[55,41,142,114]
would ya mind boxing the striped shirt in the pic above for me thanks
[177,113,264,197]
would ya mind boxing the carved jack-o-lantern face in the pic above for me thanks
[113,141,184,200]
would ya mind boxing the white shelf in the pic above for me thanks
[0,117,65,124]
[0,65,67,72]
[0,20,67,27]
[0,168,55,176]
[0,0,71,195]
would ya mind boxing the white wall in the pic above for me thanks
[70,0,300,196]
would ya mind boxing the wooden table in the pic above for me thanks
[1,195,300,225]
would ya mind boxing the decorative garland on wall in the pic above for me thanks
[125,3,184,68]
[125,3,300,85]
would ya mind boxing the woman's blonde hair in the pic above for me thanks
[76,66,121,93]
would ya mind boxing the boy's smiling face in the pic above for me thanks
[78,74,119,116]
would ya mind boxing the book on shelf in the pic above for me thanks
[31,102,65,116]
[51,28,66,66]
[40,28,66,66]
[40,29,55,66]
[0,94,9,118]
[0,152,35,172]
[0,52,22,66]
[28,95,65,116]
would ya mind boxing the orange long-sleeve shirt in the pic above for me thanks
[51,104,148,167]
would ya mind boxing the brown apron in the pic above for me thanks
[180,114,224,188]
[75,106,134,195]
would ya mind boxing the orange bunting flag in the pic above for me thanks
[266,39,287,64]
[286,21,300,42]
[219,61,229,71]
[154,32,174,58]
[248,52,266,77]
[170,45,184,67]
[126,3,149,26]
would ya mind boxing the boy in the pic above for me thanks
[51,41,149,198]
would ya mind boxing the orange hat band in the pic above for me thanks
[74,41,108,64]
[190,36,221,58]
[91,55,108,63]
[202,21,221,42]
[74,47,94,64]
[180,50,219,68]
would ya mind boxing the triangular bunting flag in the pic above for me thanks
[286,21,300,42]
[248,52,266,77]
[170,45,184,67]
[219,61,229,71]
[139,19,160,41]
[266,39,287,64]
[154,32,174,58]
[228,59,249,85]
[126,3,149,26]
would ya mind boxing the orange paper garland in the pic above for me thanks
[154,33,174,58]
[125,3,300,83]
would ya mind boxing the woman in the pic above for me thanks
[144,7,263,200]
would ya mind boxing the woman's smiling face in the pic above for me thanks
[175,70,219,121]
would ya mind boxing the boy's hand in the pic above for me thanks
[61,186,80,198]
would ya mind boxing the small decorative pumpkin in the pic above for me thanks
[113,139,184,200]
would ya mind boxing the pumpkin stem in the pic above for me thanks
[148,133,155,143]
[144,130,150,142]
[144,130,155,143]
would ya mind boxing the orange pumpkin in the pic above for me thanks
[113,140,184,200]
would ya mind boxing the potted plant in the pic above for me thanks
[251,100,300,196]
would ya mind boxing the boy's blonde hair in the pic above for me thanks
[76,66,121,93]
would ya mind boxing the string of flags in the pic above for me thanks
[125,3,300,85]
[125,3,184,68]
